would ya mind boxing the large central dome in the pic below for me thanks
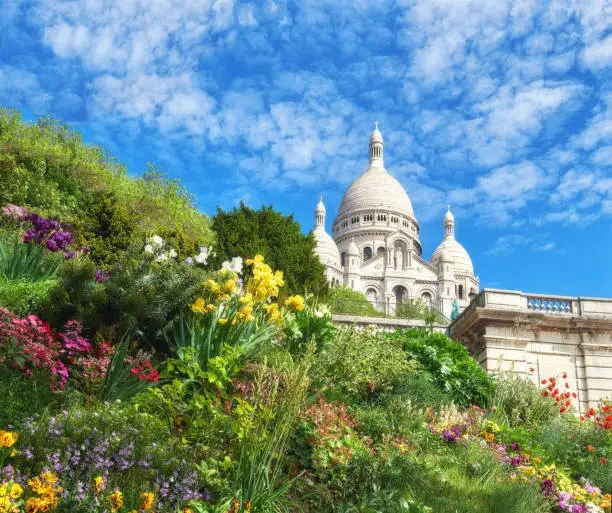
[338,167,415,219]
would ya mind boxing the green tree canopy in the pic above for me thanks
[211,202,327,295]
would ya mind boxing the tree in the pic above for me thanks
[211,203,327,295]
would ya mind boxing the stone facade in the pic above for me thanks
[449,289,612,412]
[312,124,479,319]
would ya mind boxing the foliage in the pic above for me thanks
[313,328,414,402]
[385,328,494,407]
[326,286,383,317]
[99,330,160,402]
[491,369,563,427]
[0,235,62,281]
[283,295,336,356]
[0,109,214,265]
[0,278,57,316]
[211,203,327,295]
[39,252,209,349]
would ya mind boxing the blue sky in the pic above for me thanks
[1,0,611,297]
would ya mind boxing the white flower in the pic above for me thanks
[221,260,230,270]
[155,252,169,263]
[148,235,164,247]
[315,310,324,318]
[230,256,243,274]
[144,244,154,254]
[168,248,177,258]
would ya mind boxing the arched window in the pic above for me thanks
[458,285,464,299]
[363,246,372,261]
[341,252,347,268]
[421,292,433,307]
[377,246,385,256]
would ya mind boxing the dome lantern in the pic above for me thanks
[315,195,326,229]
[369,121,384,166]
[444,205,455,239]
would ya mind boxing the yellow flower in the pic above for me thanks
[9,449,17,458]
[224,279,238,293]
[246,255,265,265]
[191,297,206,314]
[285,295,305,311]
[206,303,216,311]
[94,476,105,494]
[8,483,23,499]
[0,431,18,448]
[202,279,221,295]
[110,490,123,511]
[218,318,228,325]
[140,491,155,511]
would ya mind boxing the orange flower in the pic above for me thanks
[586,444,595,452]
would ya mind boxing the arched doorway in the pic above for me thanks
[365,287,379,310]
[421,292,433,308]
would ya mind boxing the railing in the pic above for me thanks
[526,295,573,314]
[463,289,612,320]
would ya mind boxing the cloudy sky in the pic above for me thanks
[1,0,611,296]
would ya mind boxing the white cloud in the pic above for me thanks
[582,35,612,70]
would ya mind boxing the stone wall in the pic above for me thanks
[331,313,447,333]
[449,289,612,413]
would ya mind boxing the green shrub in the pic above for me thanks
[490,370,561,427]
[0,277,57,315]
[313,328,414,401]
[39,255,209,350]
[327,286,383,317]
[0,370,61,427]
[385,329,493,407]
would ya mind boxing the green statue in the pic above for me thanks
[450,300,460,320]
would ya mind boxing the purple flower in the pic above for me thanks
[442,429,457,443]
[541,479,556,497]
[64,251,75,260]
[183,257,194,265]
[511,441,519,452]
[23,230,35,243]
[95,269,108,283]
[45,238,59,251]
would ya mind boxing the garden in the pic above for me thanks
[1,111,611,513]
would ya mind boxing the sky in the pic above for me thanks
[1,0,611,297]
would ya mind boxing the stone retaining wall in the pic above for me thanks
[449,289,612,413]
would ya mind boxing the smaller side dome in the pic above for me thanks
[313,230,341,269]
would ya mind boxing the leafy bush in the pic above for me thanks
[313,328,414,401]
[490,370,562,427]
[0,278,56,315]
[385,329,493,407]
[327,286,383,317]
[283,296,336,356]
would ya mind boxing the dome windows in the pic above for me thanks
[364,214,373,222]
[377,214,387,222]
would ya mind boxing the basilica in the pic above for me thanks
[312,124,479,319]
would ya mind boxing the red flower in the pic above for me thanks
[560,407,567,413]
[562,372,567,379]
[600,457,607,464]
[565,382,570,389]
[603,404,611,413]
[572,392,577,398]
[541,379,547,384]
[529,367,535,373]
[586,444,595,452]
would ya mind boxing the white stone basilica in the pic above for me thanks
[312,124,479,319]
